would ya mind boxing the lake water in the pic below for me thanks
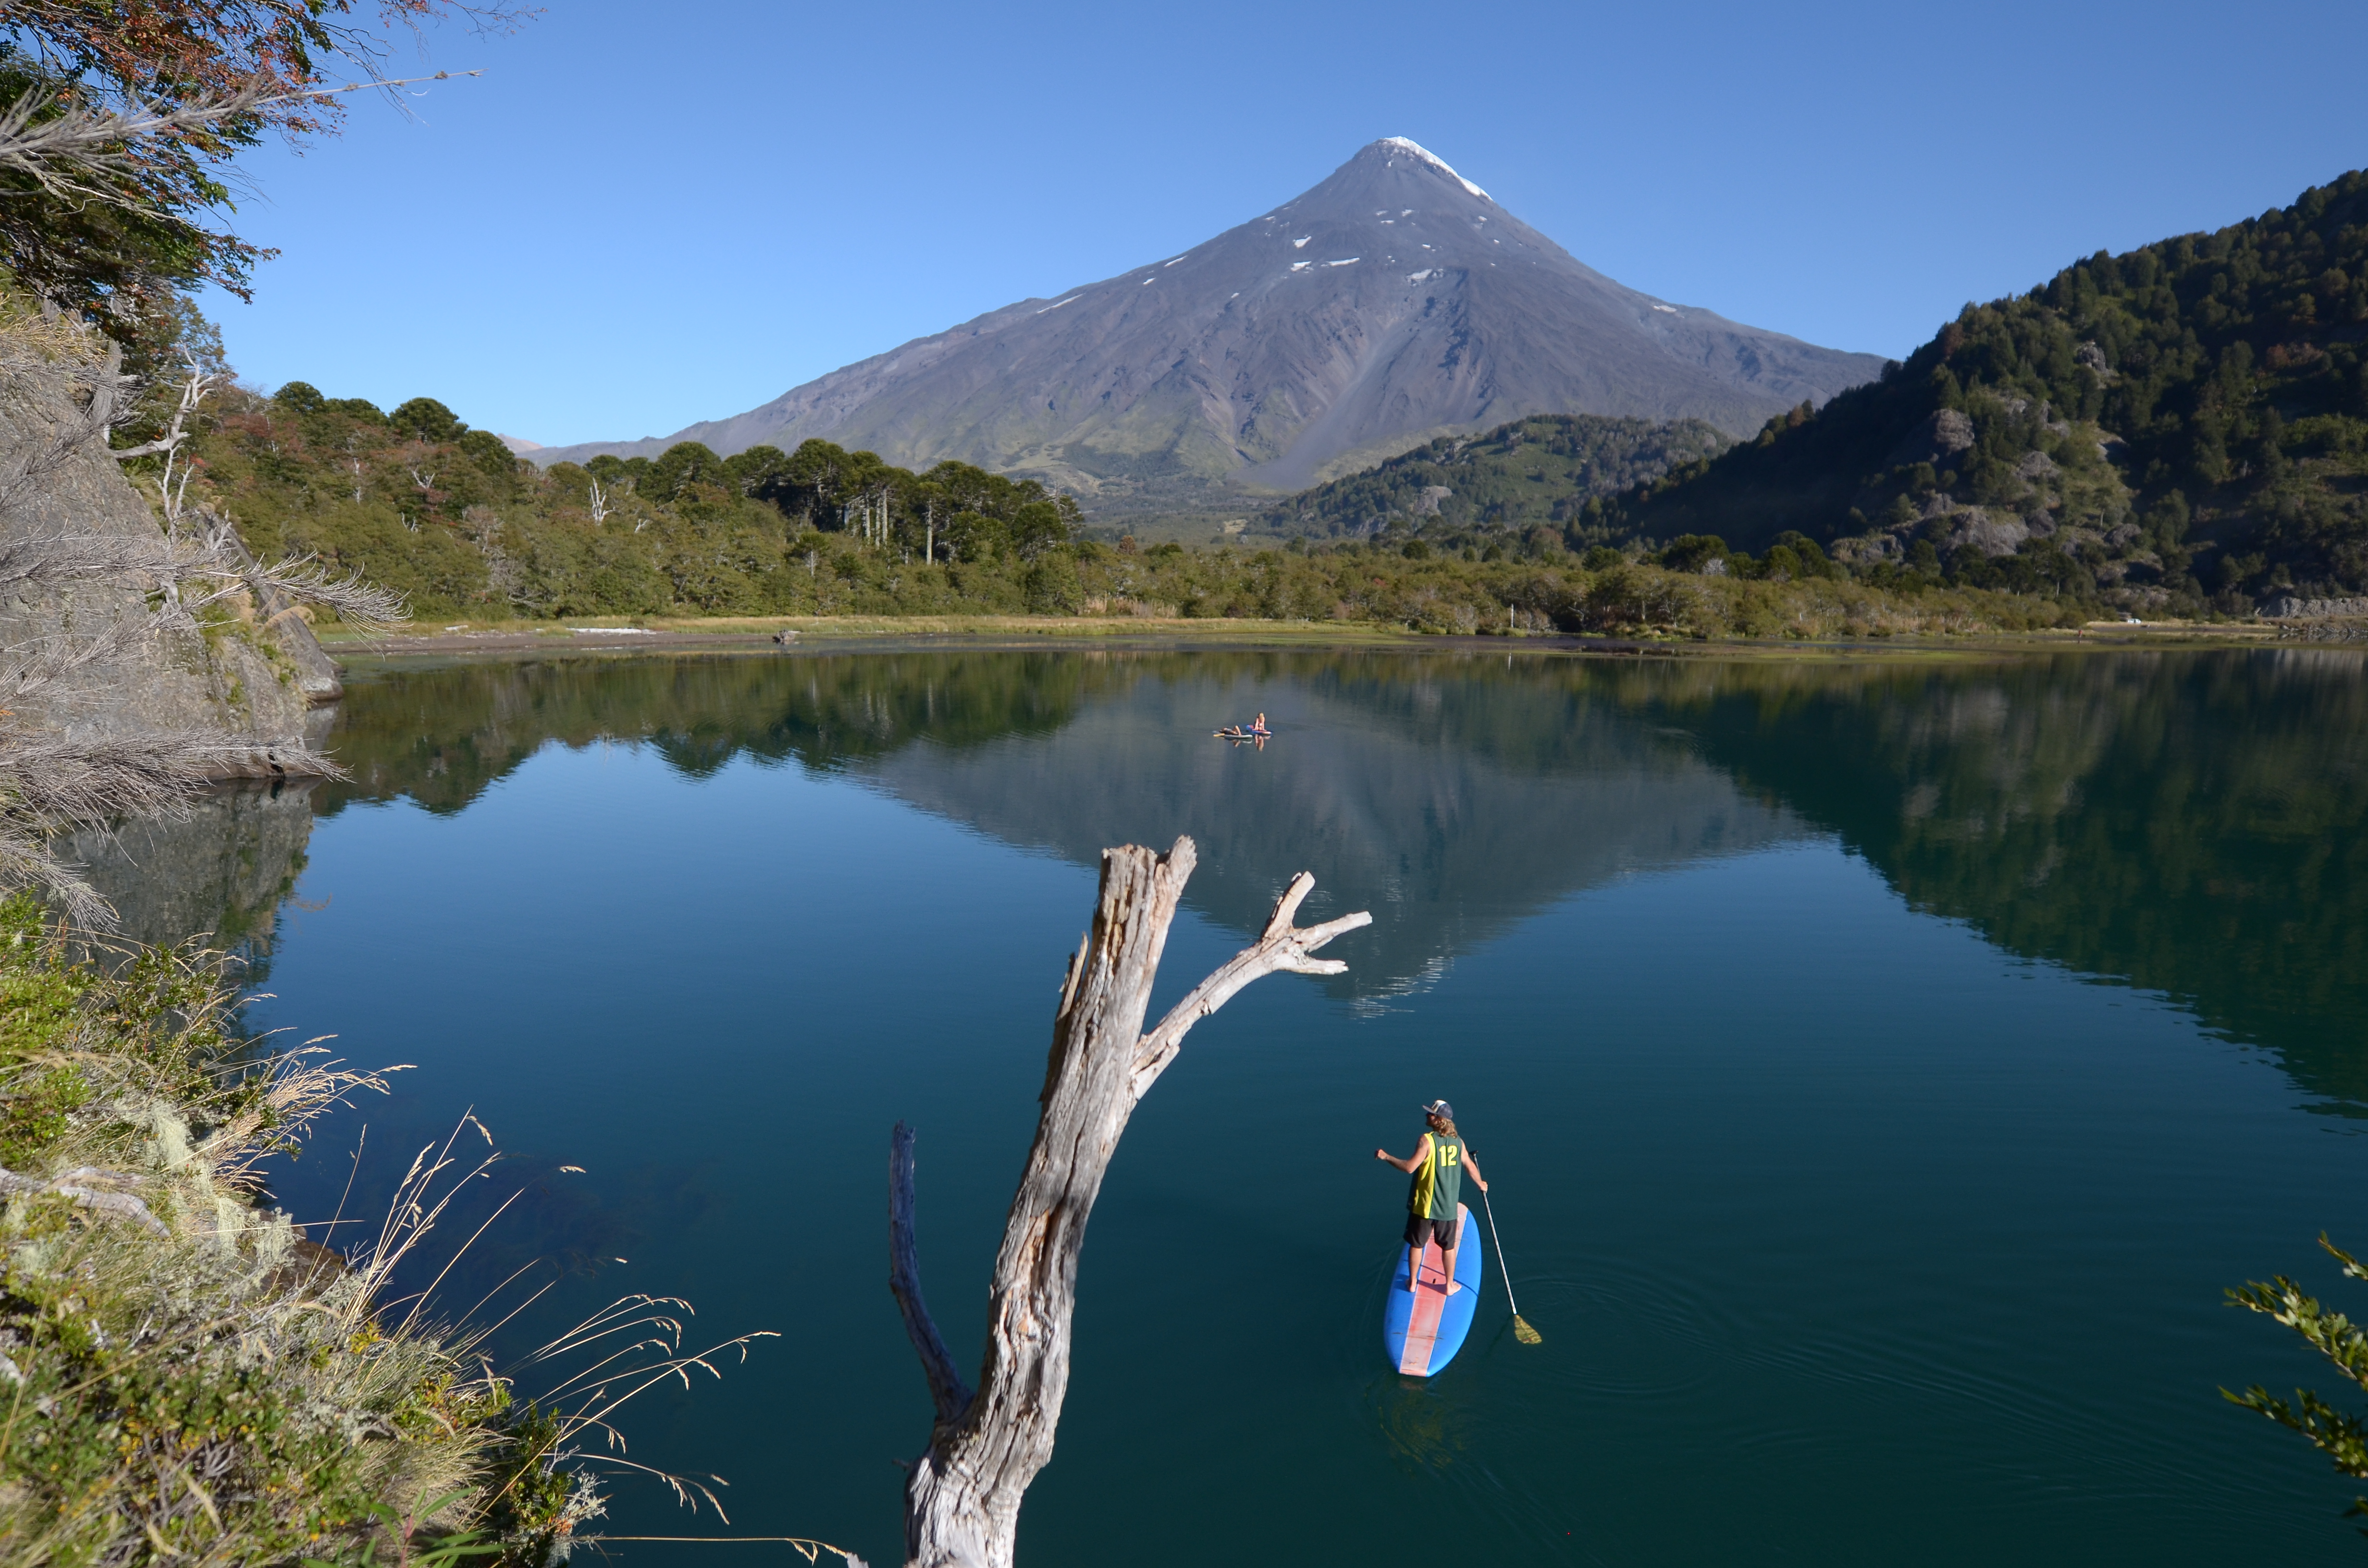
[105,644,2368,1565]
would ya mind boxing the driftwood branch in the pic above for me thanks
[889,1121,975,1429]
[894,836,1367,1568]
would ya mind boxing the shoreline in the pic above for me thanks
[316,613,2319,667]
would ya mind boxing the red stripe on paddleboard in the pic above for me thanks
[1396,1210,1464,1375]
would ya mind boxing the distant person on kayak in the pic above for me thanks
[1375,1100,1486,1294]
[1250,712,1270,735]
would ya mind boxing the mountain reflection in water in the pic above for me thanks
[129,645,2368,1112]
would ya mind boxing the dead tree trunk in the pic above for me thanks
[888,836,1367,1568]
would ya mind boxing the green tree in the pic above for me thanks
[389,397,465,443]
[643,441,732,501]
[2226,1237,2368,1524]
[1659,534,1729,573]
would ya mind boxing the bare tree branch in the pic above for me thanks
[0,74,486,218]
[888,1123,975,1430]
[1130,870,1373,1101]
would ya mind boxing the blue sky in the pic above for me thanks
[205,0,2368,448]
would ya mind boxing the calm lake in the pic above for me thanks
[102,644,2368,1566]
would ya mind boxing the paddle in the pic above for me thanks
[1480,1189,1541,1345]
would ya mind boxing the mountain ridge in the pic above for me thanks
[530,140,1885,510]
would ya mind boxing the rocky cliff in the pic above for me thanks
[0,355,343,770]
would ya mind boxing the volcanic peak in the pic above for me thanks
[1371,136,1491,201]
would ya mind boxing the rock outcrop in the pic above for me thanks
[2265,594,2368,618]
[0,363,343,772]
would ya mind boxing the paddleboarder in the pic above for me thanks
[1375,1100,1486,1295]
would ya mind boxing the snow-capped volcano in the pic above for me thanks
[533,139,1884,503]
[1374,136,1490,200]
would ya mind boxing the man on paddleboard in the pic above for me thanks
[1375,1100,1486,1295]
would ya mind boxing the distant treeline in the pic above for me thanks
[154,378,2102,637]
[178,382,1085,616]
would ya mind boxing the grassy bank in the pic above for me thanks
[0,897,718,1567]
[320,611,2290,652]
[305,560,2142,650]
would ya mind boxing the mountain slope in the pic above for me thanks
[1592,168,2368,610]
[533,140,1884,508]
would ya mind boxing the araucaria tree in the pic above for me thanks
[889,838,1369,1567]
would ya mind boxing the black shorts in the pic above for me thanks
[1404,1213,1456,1250]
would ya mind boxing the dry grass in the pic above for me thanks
[0,901,783,1567]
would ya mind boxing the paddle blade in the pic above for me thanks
[1513,1314,1542,1346]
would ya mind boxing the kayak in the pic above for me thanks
[1382,1201,1481,1376]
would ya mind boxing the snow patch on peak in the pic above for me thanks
[1292,235,1311,249]
[1374,137,1489,201]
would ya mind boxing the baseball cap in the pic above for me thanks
[1421,1099,1454,1120]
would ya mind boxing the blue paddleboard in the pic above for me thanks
[1382,1201,1481,1376]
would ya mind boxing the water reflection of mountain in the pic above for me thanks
[138,647,2368,1109]
[314,652,1804,1002]
[860,659,1800,999]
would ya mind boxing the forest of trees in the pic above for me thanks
[1584,169,2368,614]
[149,374,2081,638]
[173,381,1086,616]
[1255,414,1730,541]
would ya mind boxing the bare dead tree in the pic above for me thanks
[889,839,1369,1568]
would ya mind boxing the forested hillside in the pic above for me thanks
[1256,414,1728,543]
[1584,169,2368,613]
[173,383,1083,616]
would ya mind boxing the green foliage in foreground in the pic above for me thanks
[1591,168,2368,614]
[1255,414,1731,540]
[0,896,579,1567]
[2227,1236,2368,1525]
